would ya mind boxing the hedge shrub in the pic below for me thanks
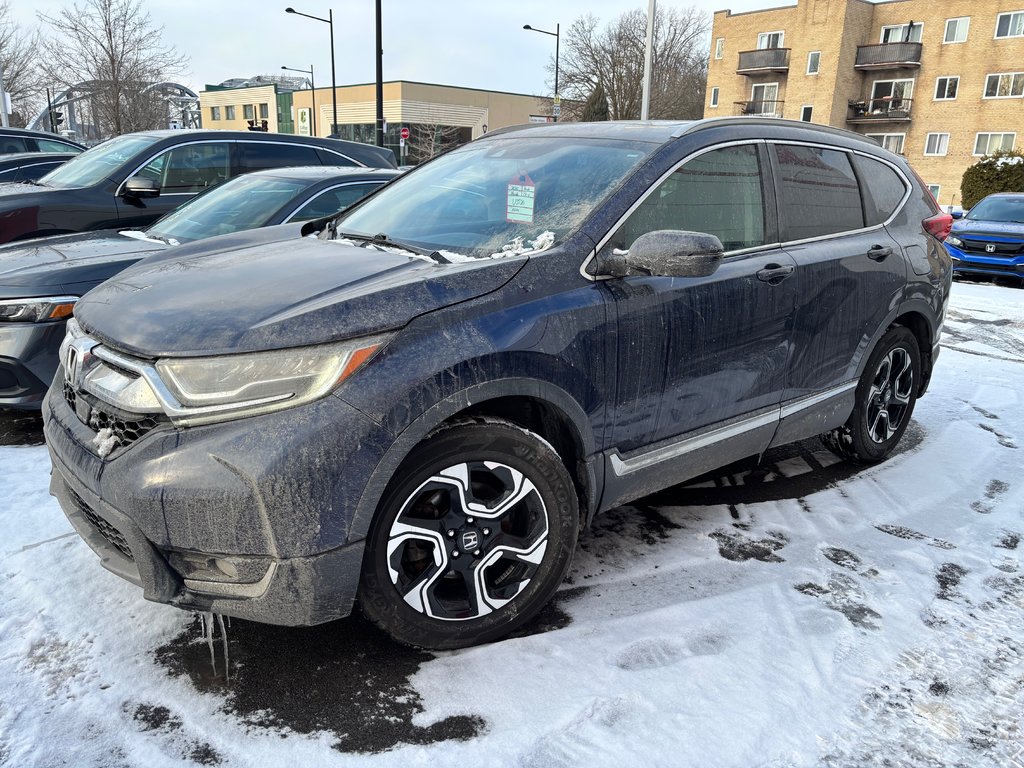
[960,150,1024,209]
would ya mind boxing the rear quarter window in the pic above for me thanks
[852,154,908,226]
[774,145,864,241]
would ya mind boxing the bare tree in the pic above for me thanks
[556,6,709,122]
[0,2,45,126]
[406,123,470,165]
[38,0,186,136]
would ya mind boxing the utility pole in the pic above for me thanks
[0,66,9,128]
[375,0,384,147]
[641,0,656,120]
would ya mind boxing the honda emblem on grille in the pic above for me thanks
[986,243,997,253]
[67,338,99,390]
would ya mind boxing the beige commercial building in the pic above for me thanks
[199,80,549,164]
[706,0,1024,208]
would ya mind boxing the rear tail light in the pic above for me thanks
[923,212,953,241]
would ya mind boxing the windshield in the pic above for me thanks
[335,136,654,257]
[147,173,313,243]
[37,134,159,189]
[966,196,1024,223]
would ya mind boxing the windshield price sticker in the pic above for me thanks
[507,173,536,224]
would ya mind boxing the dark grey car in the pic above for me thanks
[0,129,396,244]
[43,118,952,650]
[0,166,398,408]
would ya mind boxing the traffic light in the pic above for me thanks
[50,108,64,130]
[246,119,268,132]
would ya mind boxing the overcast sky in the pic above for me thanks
[10,0,788,96]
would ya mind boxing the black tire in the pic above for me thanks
[822,325,921,464]
[358,420,579,649]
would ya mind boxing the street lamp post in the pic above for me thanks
[282,65,315,136]
[285,7,337,136]
[523,23,560,121]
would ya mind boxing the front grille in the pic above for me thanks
[960,239,1024,258]
[62,379,76,411]
[69,488,134,562]
[63,380,160,453]
[86,407,159,449]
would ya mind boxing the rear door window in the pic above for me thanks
[0,136,29,154]
[773,145,864,241]
[851,154,908,226]
[607,144,768,253]
[288,182,385,221]
[37,138,82,154]
[316,148,357,166]
[137,142,232,193]
[236,142,322,173]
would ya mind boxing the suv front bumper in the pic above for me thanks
[43,373,389,625]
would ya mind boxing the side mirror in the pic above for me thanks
[122,176,160,198]
[598,230,724,278]
[950,210,964,220]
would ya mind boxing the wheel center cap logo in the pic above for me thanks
[461,530,479,550]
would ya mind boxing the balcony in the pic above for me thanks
[736,48,790,74]
[735,100,785,118]
[847,97,913,123]
[854,42,922,70]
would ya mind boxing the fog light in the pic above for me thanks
[166,551,268,584]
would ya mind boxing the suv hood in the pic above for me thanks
[951,218,1024,238]
[75,232,527,357]
[0,230,165,295]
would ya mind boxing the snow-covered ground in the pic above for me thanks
[1,281,1023,768]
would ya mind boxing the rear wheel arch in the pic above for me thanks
[892,310,933,395]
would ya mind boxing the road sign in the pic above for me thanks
[400,127,410,140]
[552,104,561,117]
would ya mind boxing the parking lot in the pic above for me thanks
[1,280,1022,768]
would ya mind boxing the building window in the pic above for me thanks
[710,87,719,108]
[800,105,813,122]
[974,132,1016,156]
[225,105,236,120]
[927,184,941,201]
[749,83,780,116]
[243,104,255,120]
[715,38,724,59]
[924,133,950,156]
[210,106,221,121]
[757,31,784,49]
[984,72,1024,98]
[995,11,1024,38]
[870,79,914,107]
[866,133,906,154]
[934,76,959,100]
[880,23,922,44]
[944,17,970,43]
[807,51,820,75]
[259,103,269,119]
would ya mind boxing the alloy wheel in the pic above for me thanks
[865,347,914,444]
[385,460,549,621]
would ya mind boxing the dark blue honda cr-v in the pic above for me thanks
[43,118,953,649]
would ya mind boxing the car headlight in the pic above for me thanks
[0,296,77,323]
[153,336,388,424]
[946,236,963,248]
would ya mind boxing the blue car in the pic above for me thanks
[946,193,1024,284]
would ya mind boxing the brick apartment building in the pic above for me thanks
[706,0,1024,208]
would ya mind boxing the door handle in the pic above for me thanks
[756,263,795,284]
[867,245,893,261]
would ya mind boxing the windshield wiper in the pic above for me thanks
[326,223,450,264]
